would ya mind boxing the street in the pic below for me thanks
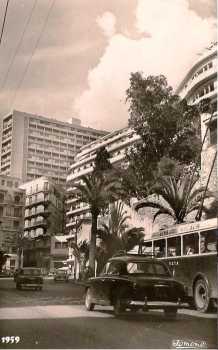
[0,278,217,349]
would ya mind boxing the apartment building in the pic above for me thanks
[50,235,69,271]
[65,127,140,234]
[20,177,65,272]
[0,110,107,187]
[0,175,25,271]
[176,42,217,197]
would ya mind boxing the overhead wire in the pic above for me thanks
[10,0,56,110]
[0,0,9,46]
[0,0,38,91]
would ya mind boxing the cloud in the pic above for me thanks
[97,12,117,38]
[74,0,216,131]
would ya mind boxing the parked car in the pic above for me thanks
[85,254,187,317]
[54,270,69,282]
[14,267,43,290]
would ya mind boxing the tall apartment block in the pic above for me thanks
[0,110,107,187]
[177,42,217,197]
[65,127,140,235]
[0,175,25,271]
[20,177,65,272]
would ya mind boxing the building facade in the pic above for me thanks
[50,235,69,272]
[0,110,107,187]
[0,175,25,271]
[20,177,65,272]
[176,42,217,198]
[65,127,140,234]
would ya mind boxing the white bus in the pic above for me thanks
[139,218,217,312]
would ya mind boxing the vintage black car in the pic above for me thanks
[54,270,69,282]
[85,254,187,317]
[14,267,43,290]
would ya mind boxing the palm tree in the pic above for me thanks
[74,174,121,276]
[97,202,144,273]
[134,175,214,224]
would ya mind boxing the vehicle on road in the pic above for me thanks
[85,253,187,317]
[14,267,43,290]
[54,269,69,282]
[138,218,218,313]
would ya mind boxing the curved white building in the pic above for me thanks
[177,42,217,199]
[177,43,217,107]
[65,127,140,234]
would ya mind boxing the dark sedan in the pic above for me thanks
[85,254,187,317]
[54,270,69,283]
[14,267,43,290]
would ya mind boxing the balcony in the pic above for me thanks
[24,219,48,230]
[25,197,49,209]
[24,209,50,219]
[66,205,89,216]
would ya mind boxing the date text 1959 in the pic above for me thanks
[1,336,20,344]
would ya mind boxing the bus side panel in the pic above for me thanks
[166,255,217,299]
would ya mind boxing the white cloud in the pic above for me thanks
[74,0,216,131]
[96,12,117,38]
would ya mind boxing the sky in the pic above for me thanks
[0,0,216,131]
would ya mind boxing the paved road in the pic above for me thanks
[0,278,217,349]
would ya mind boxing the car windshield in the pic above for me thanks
[126,261,170,276]
[22,269,41,276]
[56,270,66,274]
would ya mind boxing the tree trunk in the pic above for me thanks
[89,212,98,276]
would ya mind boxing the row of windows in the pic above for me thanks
[54,241,68,249]
[190,61,213,82]
[191,81,215,103]
[28,149,75,159]
[29,119,101,139]
[141,229,216,257]
[0,206,22,217]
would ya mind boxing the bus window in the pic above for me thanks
[167,236,181,257]
[183,233,199,255]
[140,242,152,255]
[200,230,217,254]
[153,239,165,257]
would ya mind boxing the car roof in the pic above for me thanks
[109,255,159,263]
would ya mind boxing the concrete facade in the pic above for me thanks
[20,177,65,273]
[0,110,107,187]
[65,127,140,235]
[0,175,25,272]
[176,43,217,198]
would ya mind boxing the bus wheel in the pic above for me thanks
[194,278,210,312]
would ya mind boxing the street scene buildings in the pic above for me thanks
[0,1,217,349]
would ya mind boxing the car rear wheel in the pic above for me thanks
[85,288,95,311]
[194,278,210,312]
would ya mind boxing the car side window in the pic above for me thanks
[106,262,122,275]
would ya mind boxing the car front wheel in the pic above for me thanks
[85,288,95,311]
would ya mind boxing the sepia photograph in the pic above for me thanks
[0,0,217,349]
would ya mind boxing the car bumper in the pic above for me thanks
[128,300,186,310]
[20,283,42,287]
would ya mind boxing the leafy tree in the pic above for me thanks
[93,146,112,178]
[97,202,144,273]
[134,174,215,224]
[74,175,121,276]
[126,73,201,198]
